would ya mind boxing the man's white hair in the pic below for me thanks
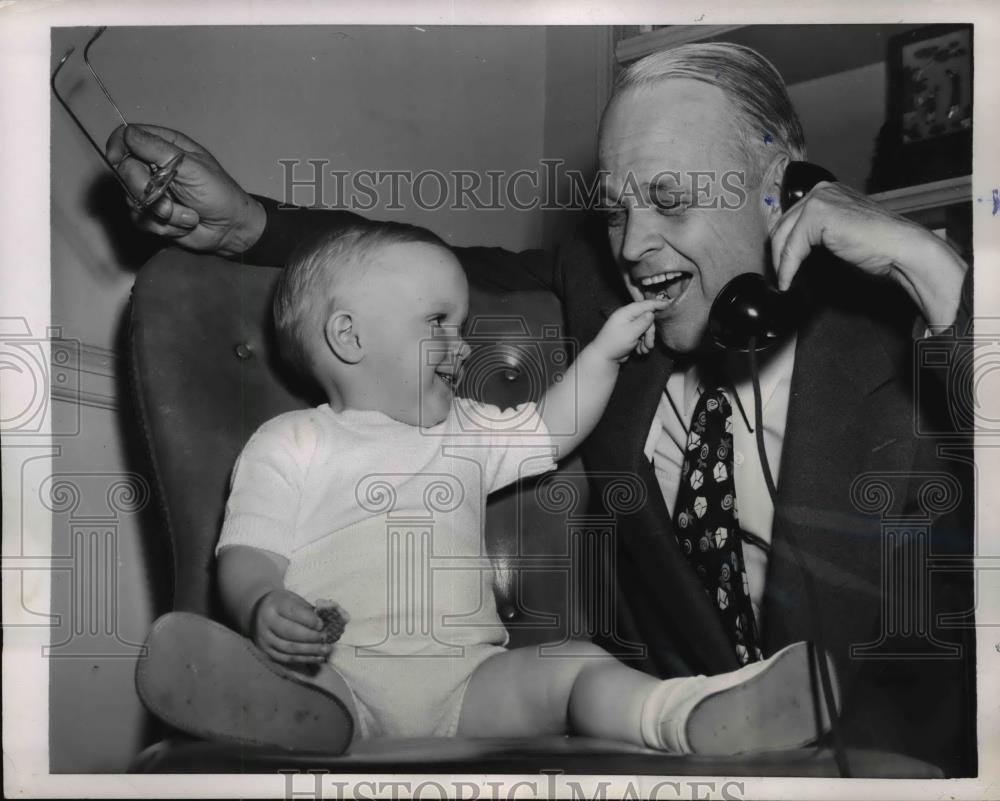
[612,42,807,185]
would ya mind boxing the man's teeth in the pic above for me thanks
[637,271,691,302]
[640,271,686,287]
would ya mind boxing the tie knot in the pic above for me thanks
[689,386,731,440]
[696,386,730,414]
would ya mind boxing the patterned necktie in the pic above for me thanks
[673,386,763,665]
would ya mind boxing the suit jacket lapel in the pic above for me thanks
[763,298,914,663]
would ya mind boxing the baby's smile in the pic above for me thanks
[435,368,458,389]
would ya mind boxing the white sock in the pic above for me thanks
[639,675,706,752]
[639,642,807,753]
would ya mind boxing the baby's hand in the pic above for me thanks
[252,589,336,664]
[593,299,669,363]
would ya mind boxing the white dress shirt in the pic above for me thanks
[643,337,798,631]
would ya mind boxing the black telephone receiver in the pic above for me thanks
[706,161,836,352]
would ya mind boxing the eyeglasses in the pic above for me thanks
[51,27,183,212]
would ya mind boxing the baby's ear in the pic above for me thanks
[324,309,363,364]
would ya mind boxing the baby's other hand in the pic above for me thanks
[252,589,333,665]
[594,299,668,363]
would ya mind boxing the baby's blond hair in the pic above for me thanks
[274,220,449,379]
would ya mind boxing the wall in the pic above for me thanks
[48,24,607,773]
[51,25,552,352]
[541,26,610,251]
[788,62,887,192]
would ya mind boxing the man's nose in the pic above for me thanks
[619,207,665,264]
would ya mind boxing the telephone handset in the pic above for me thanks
[706,161,836,352]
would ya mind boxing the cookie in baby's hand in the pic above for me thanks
[314,599,349,644]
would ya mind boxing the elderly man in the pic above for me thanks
[109,43,975,775]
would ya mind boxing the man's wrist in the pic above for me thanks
[894,232,967,328]
[219,196,267,257]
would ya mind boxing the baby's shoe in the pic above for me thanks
[136,611,354,752]
[641,640,839,755]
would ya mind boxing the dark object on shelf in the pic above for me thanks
[867,24,972,193]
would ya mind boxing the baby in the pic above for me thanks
[211,220,835,752]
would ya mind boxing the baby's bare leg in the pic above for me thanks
[457,641,658,743]
[462,640,838,755]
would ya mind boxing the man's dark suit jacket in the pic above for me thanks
[238,197,976,777]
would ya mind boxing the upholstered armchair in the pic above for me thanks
[127,248,939,777]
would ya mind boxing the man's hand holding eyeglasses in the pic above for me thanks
[106,124,265,257]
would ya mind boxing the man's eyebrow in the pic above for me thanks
[598,172,684,201]
[648,172,684,187]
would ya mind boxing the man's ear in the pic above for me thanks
[762,154,791,232]
[324,309,364,364]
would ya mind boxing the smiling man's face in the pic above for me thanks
[599,78,774,355]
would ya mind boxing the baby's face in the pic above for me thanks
[357,242,469,427]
